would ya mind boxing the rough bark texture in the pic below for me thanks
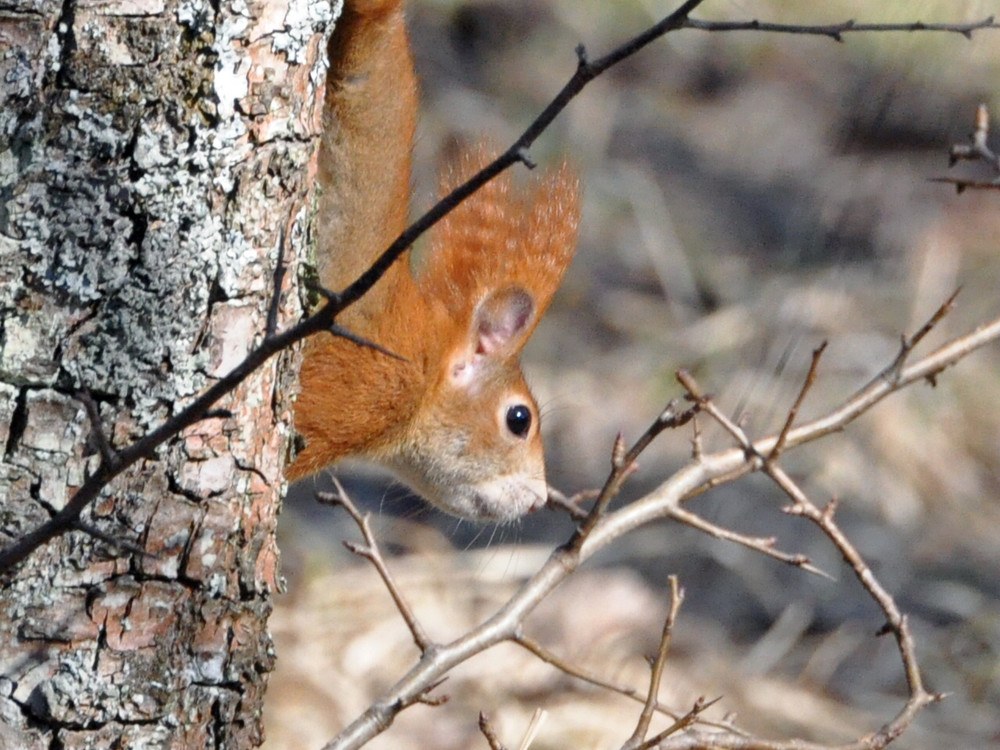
[0,0,336,746]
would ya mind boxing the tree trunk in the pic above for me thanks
[0,0,334,746]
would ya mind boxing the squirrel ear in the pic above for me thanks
[451,286,534,389]
[474,286,535,357]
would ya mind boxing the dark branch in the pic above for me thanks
[78,390,119,469]
[329,324,407,362]
[684,16,1000,42]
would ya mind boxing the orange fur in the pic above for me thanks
[289,0,580,522]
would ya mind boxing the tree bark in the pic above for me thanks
[0,0,335,746]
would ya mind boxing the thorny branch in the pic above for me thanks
[512,632,746,736]
[661,502,829,579]
[634,696,722,750]
[683,16,1000,42]
[323,287,1000,750]
[770,342,827,460]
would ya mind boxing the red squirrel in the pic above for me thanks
[288,0,580,522]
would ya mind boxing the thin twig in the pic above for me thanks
[317,479,433,653]
[947,104,1000,172]
[677,370,759,460]
[624,576,684,750]
[930,177,1000,193]
[414,679,450,706]
[329,324,407,362]
[770,341,827,460]
[77,390,119,470]
[664,504,831,579]
[512,633,745,734]
[572,399,699,545]
[683,16,1000,42]
[690,415,703,461]
[545,486,595,520]
[885,288,961,380]
[479,712,509,750]
[769,466,933,700]
[633,696,722,750]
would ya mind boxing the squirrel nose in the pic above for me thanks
[465,475,548,522]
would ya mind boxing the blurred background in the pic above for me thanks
[267,1,1000,747]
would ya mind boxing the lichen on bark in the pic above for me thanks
[0,0,336,745]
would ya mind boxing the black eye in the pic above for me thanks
[505,404,532,438]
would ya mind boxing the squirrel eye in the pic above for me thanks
[505,404,532,438]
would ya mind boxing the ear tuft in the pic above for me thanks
[475,287,535,356]
[417,143,580,344]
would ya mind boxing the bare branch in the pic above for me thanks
[414,681,450,706]
[683,16,1000,42]
[512,632,667,711]
[624,576,685,750]
[328,324,407,362]
[770,466,937,702]
[948,104,999,171]
[573,399,700,543]
[770,341,827,461]
[545,486,594,520]
[512,632,744,735]
[317,479,433,653]
[677,370,759,460]
[884,288,961,380]
[634,696,722,750]
[931,177,1000,193]
[664,504,831,579]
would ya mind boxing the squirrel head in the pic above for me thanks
[291,147,580,523]
[385,147,580,522]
